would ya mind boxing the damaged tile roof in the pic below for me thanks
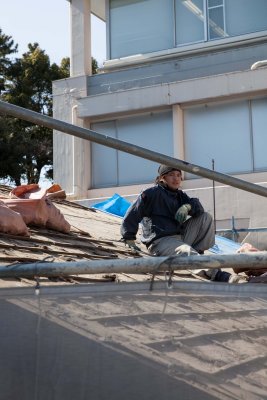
[2,278,267,400]
[0,184,266,286]
[0,184,199,287]
[0,184,149,287]
[0,186,266,400]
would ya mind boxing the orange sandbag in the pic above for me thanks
[237,243,259,253]
[7,184,48,226]
[45,198,71,233]
[7,184,70,233]
[0,200,29,236]
[233,243,267,276]
[46,183,66,200]
[47,183,62,193]
[10,184,47,199]
[2,198,49,227]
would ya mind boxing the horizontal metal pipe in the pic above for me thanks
[217,227,267,234]
[1,253,267,278]
[1,100,267,197]
[251,60,267,70]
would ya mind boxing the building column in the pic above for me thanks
[70,0,92,76]
[172,104,184,160]
[70,107,90,199]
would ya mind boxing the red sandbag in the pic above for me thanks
[10,184,47,199]
[2,198,49,227]
[46,183,62,193]
[46,198,71,233]
[8,184,70,233]
[46,183,66,200]
[234,243,267,276]
[0,200,29,236]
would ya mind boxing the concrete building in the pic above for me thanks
[53,0,267,243]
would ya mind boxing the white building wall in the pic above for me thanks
[77,68,267,118]
[53,0,93,198]
[53,0,267,240]
[53,76,91,198]
[70,0,92,77]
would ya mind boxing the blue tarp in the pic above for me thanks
[91,193,131,218]
[209,236,241,254]
[92,194,241,254]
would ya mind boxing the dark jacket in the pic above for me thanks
[121,183,204,247]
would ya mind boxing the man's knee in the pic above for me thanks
[202,212,213,225]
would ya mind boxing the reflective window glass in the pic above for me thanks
[91,111,173,187]
[110,0,173,59]
[175,0,205,45]
[225,0,267,37]
[251,98,267,170]
[184,101,252,178]
[208,6,225,39]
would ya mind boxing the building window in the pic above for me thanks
[224,0,267,37]
[184,98,267,178]
[91,111,173,188]
[175,0,205,45]
[109,0,267,58]
[207,0,225,40]
[176,0,267,46]
[109,0,174,59]
[251,98,267,171]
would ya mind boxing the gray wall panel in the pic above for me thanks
[87,41,267,95]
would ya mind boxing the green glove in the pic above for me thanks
[175,204,191,224]
[125,239,141,252]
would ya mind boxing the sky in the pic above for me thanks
[1,0,106,66]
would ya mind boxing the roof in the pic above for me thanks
[0,184,146,287]
[1,280,267,399]
[0,184,203,287]
[66,0,106,21]
[91,0,105,21]
[0,185,266,399]
[0,184,266,286]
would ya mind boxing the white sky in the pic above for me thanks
[0,0,106,66]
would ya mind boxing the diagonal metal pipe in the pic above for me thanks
[1,252,267,278]
[1,100,267,197]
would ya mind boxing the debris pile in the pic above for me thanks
[0,183,70,235]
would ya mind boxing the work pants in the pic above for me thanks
[147,212,231,282]
[148,212,215,256]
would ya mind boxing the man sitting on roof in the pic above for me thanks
[121,164,245,283]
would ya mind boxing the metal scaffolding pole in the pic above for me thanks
[1,100,267,197]
[1,252,267,278]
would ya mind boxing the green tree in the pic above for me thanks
[92,57,98,74]
[0,28,18,93]
[0,116,23,185]
[0,35,98,186]
[1,43,69,185]
[0,29,20,184]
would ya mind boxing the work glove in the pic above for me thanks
[124,239,141,252]
[175,204,191,224]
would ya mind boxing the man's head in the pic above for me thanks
[157,164,182,190]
